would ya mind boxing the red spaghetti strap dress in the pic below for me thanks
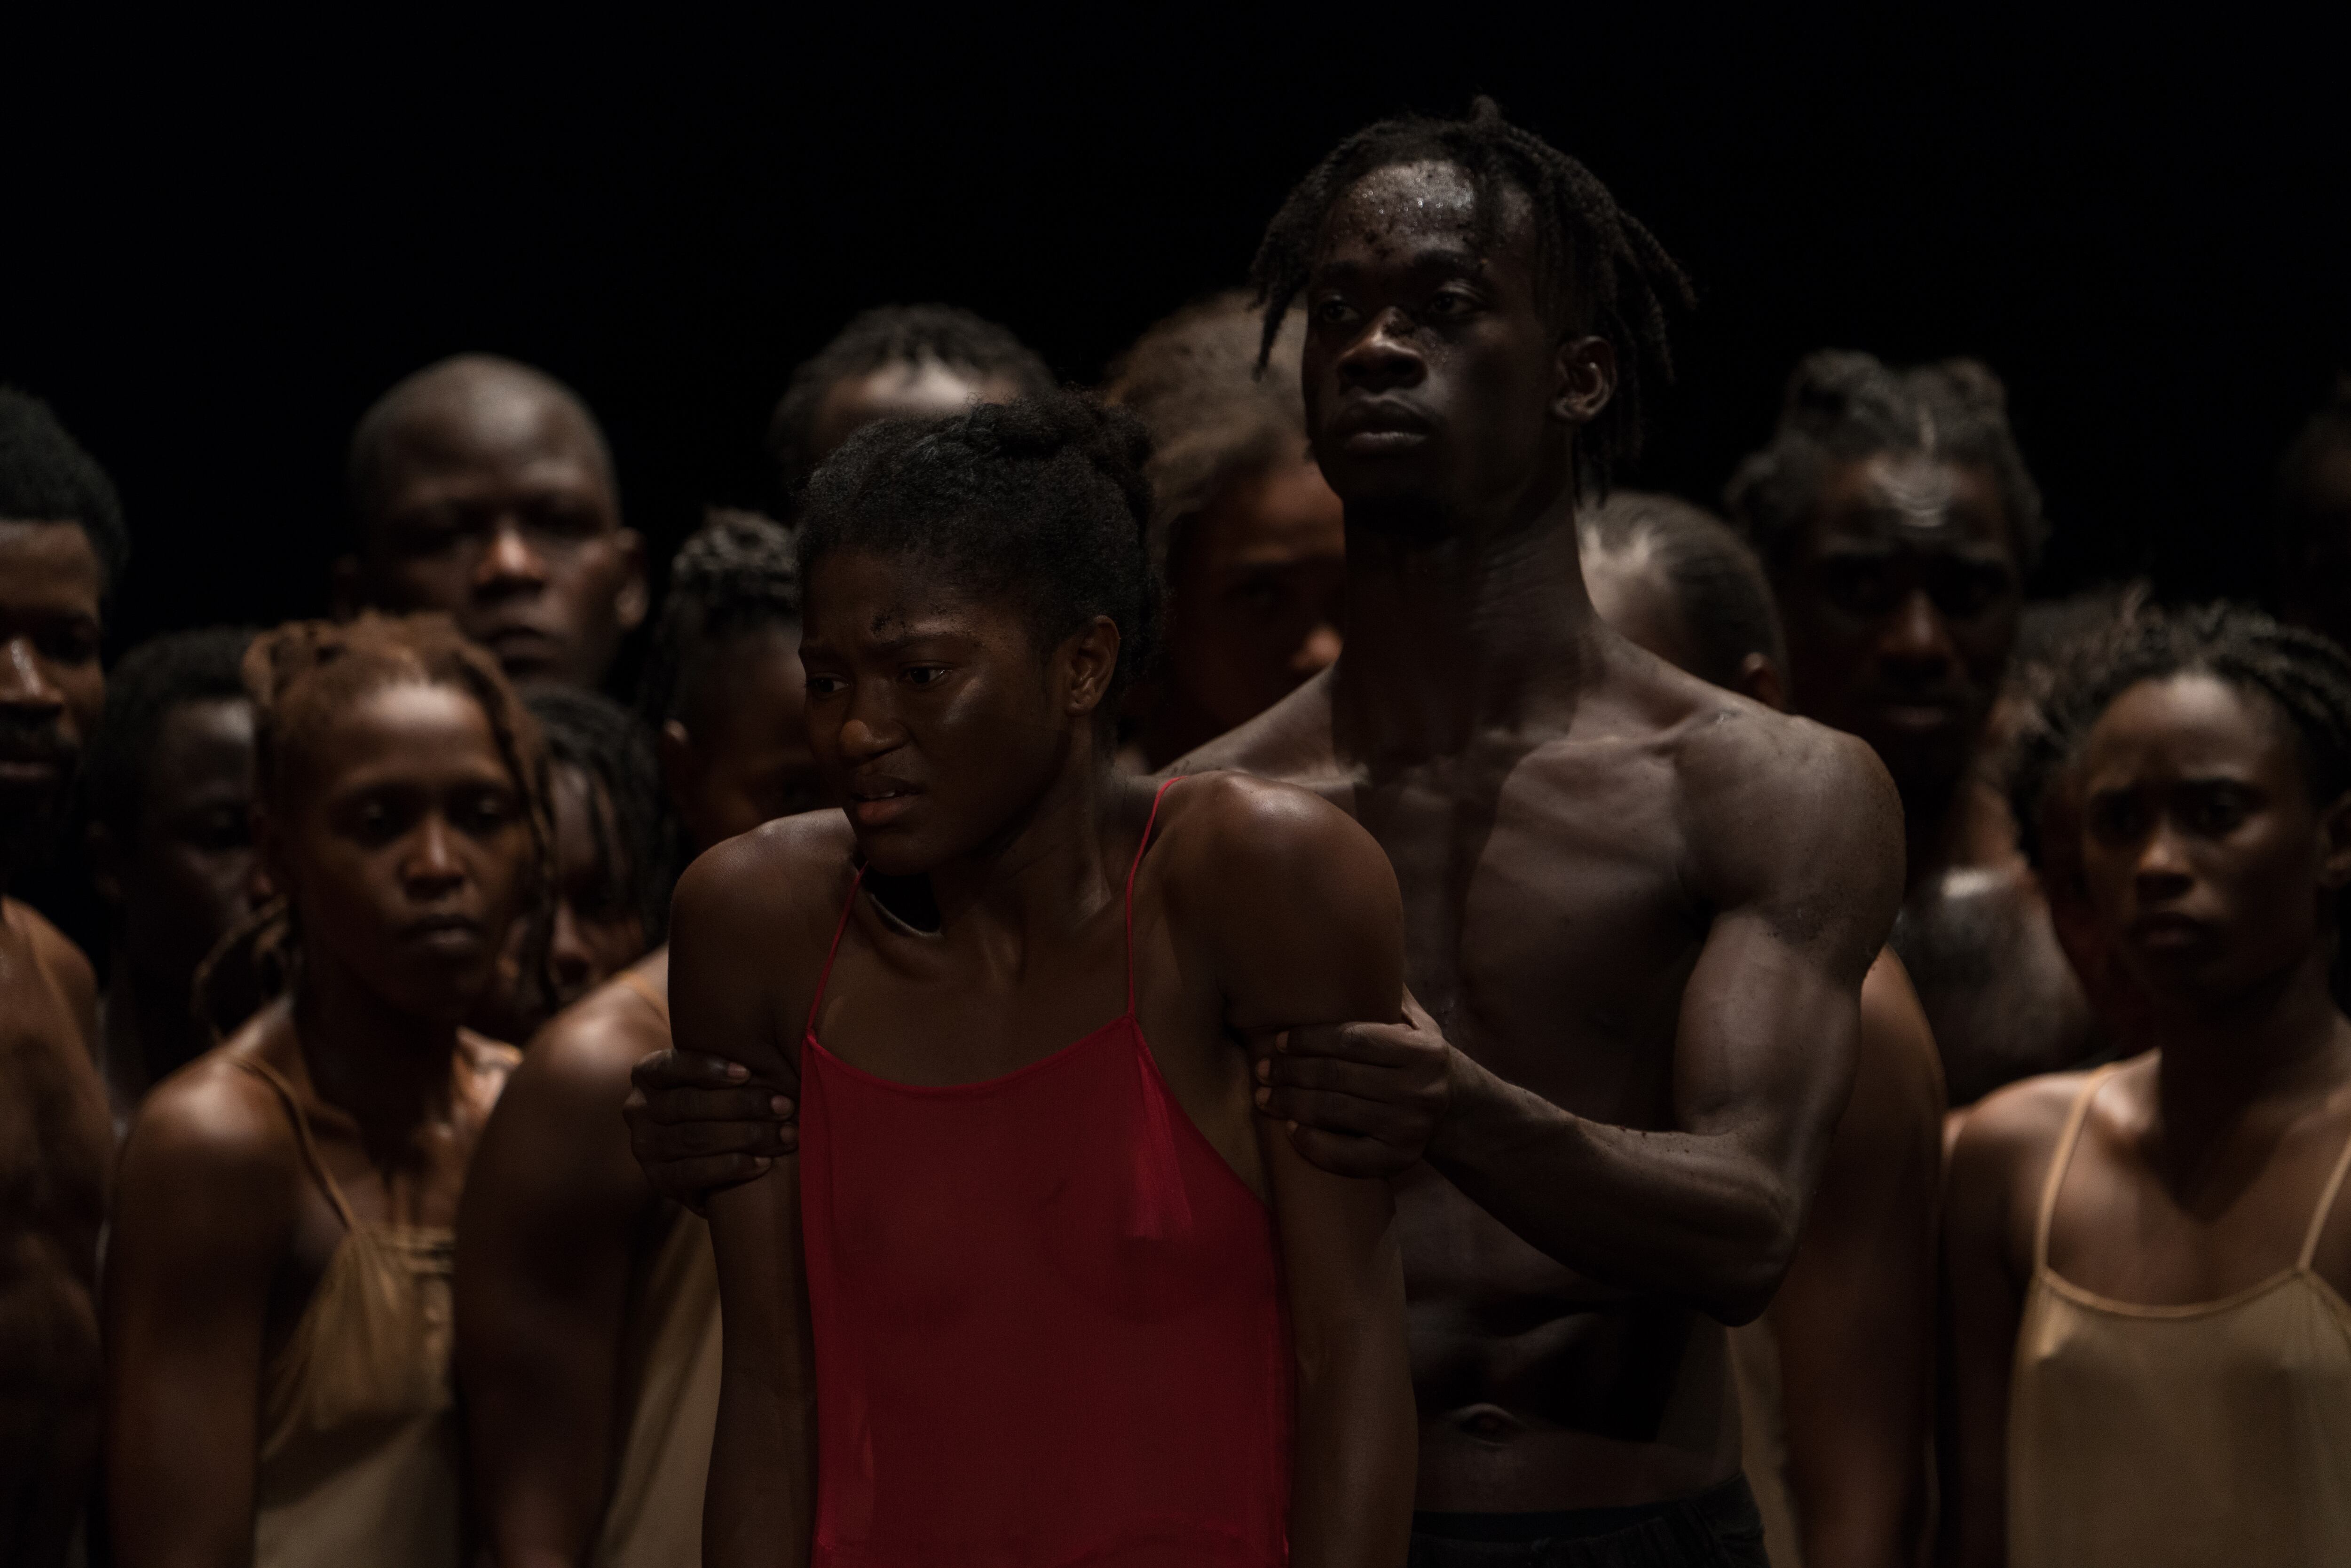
[796,779,1293,1567]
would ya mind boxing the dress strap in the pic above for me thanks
[1124,778,1185,1015]
[2298,1112,2351,1270]
[2034,1065,2120,1272]
[804,864,868,1038]
[232,1056,360,1234]
[615,968,669,1027]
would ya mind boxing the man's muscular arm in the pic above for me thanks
[1263,719,1903,1324]
[456,985,664,1568]
[105,1068,297,1568]
[1179,777,1415,1568]
[668,830,827,1568]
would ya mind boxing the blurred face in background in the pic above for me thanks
[1772,454,2022,809]
[1163,455,1346,741]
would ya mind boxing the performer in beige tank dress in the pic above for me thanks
[104,614,549,1568]
[1943,602,2351,1568]
[458,513,814,1566]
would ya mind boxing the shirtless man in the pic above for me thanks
[458,513,815,1568]
[1725,352,2088,1106]
[629,102,1902,1564]
[85,627,259,1124]
[1582,492,1945,1568]
[337,355,647,690]
[765,303,1054,514]
[0,387,125,1564]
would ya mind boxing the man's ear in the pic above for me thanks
[86,820,123,908]
[1735,652,1788,713]
[612,529,650,634]
[1059,616,1123,720]
[1551,335,1617,428]
[2319,789,2351,891]
[329,554,364,621]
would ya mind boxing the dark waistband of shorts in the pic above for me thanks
[1411,1474,1759,1543]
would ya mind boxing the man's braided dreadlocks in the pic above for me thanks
[1249,97,1691,493]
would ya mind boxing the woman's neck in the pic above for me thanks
[923,744,1126,948]
[289,954,461,1142]
[2151,943,2351,1163]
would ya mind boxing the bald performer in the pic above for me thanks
[337,355,647,689]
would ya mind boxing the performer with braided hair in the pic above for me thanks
[1944,603,2351,1568]
[105,613,551,1568]
[458,512,818,1568]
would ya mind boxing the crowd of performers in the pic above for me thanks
[5,99,2351,1568]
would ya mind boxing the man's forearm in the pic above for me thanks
[1427,1055,1800,1323]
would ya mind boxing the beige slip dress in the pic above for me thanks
[2008,1064,2351,1568]
[237,1052,514,1568]
[591,969,724,1568]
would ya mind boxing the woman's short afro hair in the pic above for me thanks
[796,392,1161,704]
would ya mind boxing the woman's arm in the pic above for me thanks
[1181,775,1416,1566]
[456,995,663,1568]
[1936,1081,2066,1568]
[668,836,823,1568]
[105,1068,297,1568]
[1772,952,1945,1568]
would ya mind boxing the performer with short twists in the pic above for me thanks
[681,392,1414,1566]
[106,614,549,1568]
[1946,603,2351,1568]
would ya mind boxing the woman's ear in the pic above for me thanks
[1060,616,1124,719]
[2319,789,2351,891]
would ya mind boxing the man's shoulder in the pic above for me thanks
[3,895,97,1015]
[1166,670,1337,786]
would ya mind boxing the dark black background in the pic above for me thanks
[11,8,2347,658]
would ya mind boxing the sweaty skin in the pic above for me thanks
[1585,543,1945,1564]
[106,678,535,1568]
[459,622,813,1568]
[689,548,1414,1567]
[1773,452,2090,1105]
[342,356,647,689]
[627,158,1903,1517]
[0,516,113,1567]
[1942,671,2351,1568]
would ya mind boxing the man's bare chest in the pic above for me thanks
[0,983,108,1252]
[1348,753,1706,1122]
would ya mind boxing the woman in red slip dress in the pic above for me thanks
[671,394,1415,1568]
